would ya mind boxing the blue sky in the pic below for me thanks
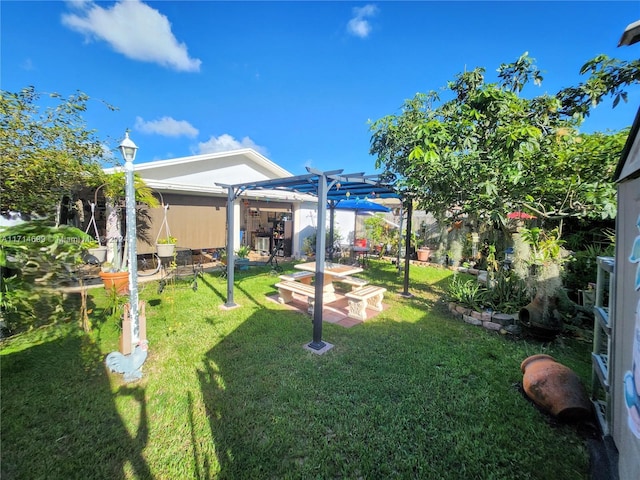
[2,1,639,175]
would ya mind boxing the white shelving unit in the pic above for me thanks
[591,256,615,435]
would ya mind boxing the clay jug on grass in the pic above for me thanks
[520,354,593,422]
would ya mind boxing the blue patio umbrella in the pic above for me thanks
[330,198,392,213]
[327,198,391,258]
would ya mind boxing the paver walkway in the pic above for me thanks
[265,291,389,328]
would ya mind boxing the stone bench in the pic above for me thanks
[278,271,314,284]
[274,280,316,313]
[345,285,386,320]
[337,275,369,290]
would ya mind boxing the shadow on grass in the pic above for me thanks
[196,262,590,478]
[201,311,590,478]
[0,332,153,480]
[198,273,226,303]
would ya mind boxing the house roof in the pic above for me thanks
[614,106,640,183]
[104,148,295,197]
[619,19,640,46]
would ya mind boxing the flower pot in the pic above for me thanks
[99,271,129,295]
[520,354,593,422]
[417,248,432,262]
[87,246,107,263]
[156,243,176,257]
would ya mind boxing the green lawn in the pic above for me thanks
[1,261,592,479]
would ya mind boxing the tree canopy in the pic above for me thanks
[369,54,637,230]
[0,86,115,218]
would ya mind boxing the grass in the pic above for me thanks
[1,260,593,479]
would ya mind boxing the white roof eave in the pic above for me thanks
[122,148,292,178]
[146,179,315,203]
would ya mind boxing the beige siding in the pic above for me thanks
[138,194,227,253]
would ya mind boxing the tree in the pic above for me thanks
[0,86,114,219]
[0,221,93,334]
[557,55,640,119]
[522,129,626,225]
[369,53,636,231]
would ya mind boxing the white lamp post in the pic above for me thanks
[119,131,139,346]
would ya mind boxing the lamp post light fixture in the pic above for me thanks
[119,131,140,346]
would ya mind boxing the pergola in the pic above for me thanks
[218,167,408,351]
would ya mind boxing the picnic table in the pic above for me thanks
[294,261,363,303]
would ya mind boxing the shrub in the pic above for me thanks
[447,275,486,311]
[485,270,530,314]
[1,221,91,334]
[563,244,608,294]
[447,270,530,314]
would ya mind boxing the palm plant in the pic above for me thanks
[98,171,159,272]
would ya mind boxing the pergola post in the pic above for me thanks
[396,204,404,274]
[225,187,237,308]
[401,198,413,297]
[328,201,336,261]
[309,172,328,350]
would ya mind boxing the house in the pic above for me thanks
[101,148,320,258]
[96,148,407,261]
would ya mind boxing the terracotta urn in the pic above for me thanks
[519,295,562,339]
[417,247,432,262]
[520,354,593,422]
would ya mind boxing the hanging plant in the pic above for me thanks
[157,236,177,245]
[155,204,176,257]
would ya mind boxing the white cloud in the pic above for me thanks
[135,116,199,138]
[196,134,268,156]
[61,0,201,72]
[347,4,378,38]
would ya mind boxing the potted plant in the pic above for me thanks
[417,245,433,262]
[94,171,158,294]
[157,235,177,258]
[416,233,437,262]
[235,245,250,263]
[83,239,107,264]
[98,261,129,295]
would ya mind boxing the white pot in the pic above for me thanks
[156,243,176,257]
[87,246,108,263]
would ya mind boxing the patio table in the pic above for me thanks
[294,261,364,303]
[351,246,370,267]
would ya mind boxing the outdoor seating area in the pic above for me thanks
[271,261,388,323]
[344,285,387,321]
